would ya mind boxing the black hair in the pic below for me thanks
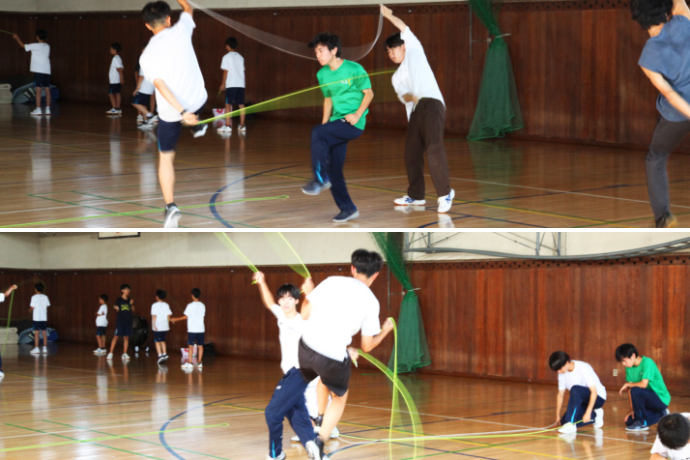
[142,1,171,27]
[100,294,109,302]
[111,42,122,53]
[630,0,673,30]
[191,288,201,299]
[36,30,48,41]
[276,283,301,300]
[658,414,690,450]
[351,249,383,277]
[308,32,342,58]
[120,284,131,291]
[226,37,238,49]
[156,289,167,300]
[548,351,570,372]
[615,343,638,362]
[385,33,405,49]
[35,283,44,292]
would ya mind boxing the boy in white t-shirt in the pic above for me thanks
[171,288,205,370]
[139,0,208,228]
[298,249,394,460]
[106,43,125,115]
[651,413,690,460]
[381,5,454,214]
[0,284,18,378]
[549,351,607,433]
[151,289,172,364]
[94,294,109,355]
[29,283,51,355]
[253,272,315,460]
[217,37,246,134]
[133,42,158,129]
[12,30,52,116]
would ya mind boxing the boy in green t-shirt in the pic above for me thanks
[616,343,671,431]
[301,33,374,223]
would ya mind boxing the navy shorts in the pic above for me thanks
[34,73,51,88]
[225,87,245,105]
[109,83,122,94]
[154,331,168,342]
[96,327,107,336]
[114,323,132,337]
[133,92,151,107]
[157,108,203,152]
[187,332,205,346]
[33,321,48,331]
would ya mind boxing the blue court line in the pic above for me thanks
[159,396,243,460]
[209,164,300,228]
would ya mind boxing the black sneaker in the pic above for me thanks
[163,205,181,228]
[157,355,166,364]
[192,124,208,138]
[302,180,332,196]
[655,212,678,228]
[333,209,359,223]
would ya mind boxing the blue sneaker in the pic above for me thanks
[302,180,332,196]
[625,420,649,432]
[333,209,359,223]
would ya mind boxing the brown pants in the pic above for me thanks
[405,98,451,200]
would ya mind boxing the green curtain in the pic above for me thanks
[467,0,524,140]
[371,232,431,373]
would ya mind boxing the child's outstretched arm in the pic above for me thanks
[253,272,275,310]
[170,315,188,324]
[380,4,407,32]
[3,284,17,297]
[11,34,25,48]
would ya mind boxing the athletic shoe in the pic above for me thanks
[394,196,426,206]
[594,408,604,428]
[147,115,158,124]
[305,439,323,460]
[162,354,169,362]
[217,126,232,133]
[655,212,678,228]
[197,362,203,369]
[558,423,577,434]
[30,347,40,354]
[106,353,113,360]
[181,362,193,370]
[265,452,286,460]
[122,353,130,360]
[625,420,649,432]
[163,205,181,229]
[291,435,300,442]
[333,209,359,223]
[138,122,154,131]
[45,107,51,116]
[106,108,118,115]
[0,370,4,378]
[238,125,247,133]
[30,108,43,116]
[192,124,208,138]
[157,355,166,364]
[437,189,455,213]
[94,348,102,354]
[42,346,48,354]
[330,426,339,439]
[302,180,332,196]
[115,109,122,114]
[137,114,144,123]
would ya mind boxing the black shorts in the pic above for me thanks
[114,323,132,337]
[298,338,351,397]
[154,331,168,342]
[96,327,107,336]
[33,73,51,88]
[225,87,245,105]
[187,332,205,345]
[33,321,48,331]
[109,83,122,94]
[157,108,203,152]
[133,92,151,107]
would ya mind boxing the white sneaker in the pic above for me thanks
[558,422,577,434]
[94,348,102,354]
[105,108,118,115]
[137,114,144,123]
[437,189,455,213]
[0,370,4,378]
[122,353,130,360]
[305,440,321,460]
[217,125,232,133]
[330,426,339,439]
[394,196,426,206]
[197,363,203,369]
[30,108,43,116]
[44,107,51,116]
[42,347,48,354]
[265,452,286,460]
[30,347,40,354]
[163,205,181,228]
[148,115,159,124]
[594,408,604,428]
[238,125,246,133]
[193,124,208,138]
[115,109,122,114]
[106,353,113,360]
[181,362,193,370]
[138,122,154,131]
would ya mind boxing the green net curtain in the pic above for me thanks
[467,0,524,140]
[371,232,431,373]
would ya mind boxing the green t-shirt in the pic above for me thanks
[317,60,371,131]
[626,356,671,406]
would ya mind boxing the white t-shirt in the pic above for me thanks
[96,305,108,327]
[184,301,205,333]
[31,294,51,322]
[558,360,607,400]
[0,293,4,302]
[301,276,381,361]
[270,305,305,374]
[109,55,124,84]
[651,413,690,459]
[151,301,172,332]
[137,61,155,95]
[220,51,245,89]
[139,12,208,122]
[391,27,445,120]
[25,43,51,74]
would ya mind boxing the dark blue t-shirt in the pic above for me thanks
[639,15,690,122]
[115,297,134,325]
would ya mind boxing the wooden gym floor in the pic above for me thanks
[0,342,670,459]
[0,102,687,229]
